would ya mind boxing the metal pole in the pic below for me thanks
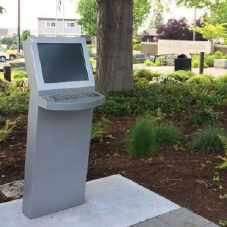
[18,0,21,53]
[193,8,197,41]
[199,52,205,74]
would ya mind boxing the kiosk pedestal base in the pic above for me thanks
[23,106,93,218]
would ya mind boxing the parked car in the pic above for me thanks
[0,48,17,62]
[6,50,17,60]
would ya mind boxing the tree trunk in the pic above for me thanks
[96,0,134,93]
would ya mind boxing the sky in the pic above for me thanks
[0,0,78,32]
[0,0,205,33]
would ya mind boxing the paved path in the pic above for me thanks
[134,65,227,76]
[131,208,219,227]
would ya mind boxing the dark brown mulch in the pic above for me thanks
[0,114,226,224]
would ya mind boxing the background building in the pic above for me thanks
[38,17,82,37]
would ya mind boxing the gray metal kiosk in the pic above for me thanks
[23,37,105,219]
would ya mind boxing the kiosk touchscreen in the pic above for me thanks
[23,37,105,219]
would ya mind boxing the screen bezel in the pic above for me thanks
[30,37,95,95]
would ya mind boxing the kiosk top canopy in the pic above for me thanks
[23,37,95,96]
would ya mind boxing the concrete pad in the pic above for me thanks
[0,175,179,227]
[131,208,219,227]
[157,208,213,227]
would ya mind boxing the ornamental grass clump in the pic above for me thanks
[154,123,181,146]
[191,127,225,154]
[127,118,181,157]
[127,119,157,157]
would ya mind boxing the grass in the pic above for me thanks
[127,119,158,157]
[0,120,16,143]
[127,118,181,157]
[92,118,111,139]
[191,127,225,154]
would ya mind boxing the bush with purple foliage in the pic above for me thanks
[157,18,206,41]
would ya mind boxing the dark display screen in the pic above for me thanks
[38,43,89,83]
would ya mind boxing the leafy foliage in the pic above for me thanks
[176,0,215,8]
[0,80,29,115]
[92,118,111,139]
[133,0,151,32]
[97,80,227,117]
[78,0,151,35]
[21,30,31,42]
[191,108,220,125]
[149,0,166,28]
[167,70,195,82]
[186,75,214,85]
[197,23,226,40]
[1,36,17,49]
[157,18,206,41]
[134,69,161,80]
[13,70,28,80]
[209,0,227,24]
[78,0,97,36]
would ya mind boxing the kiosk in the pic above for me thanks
[23,37,105,219]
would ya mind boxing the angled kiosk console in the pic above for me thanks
[23,37,105,219]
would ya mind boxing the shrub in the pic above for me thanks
[191,108,220,125]
[144,59,154,66]
[157,18,205,41]
[127,118,181,157]
[191,127,225,154]
[92,118,110,139]
[13,70,27,80]
[186,75,214,85]
[214,51,224,59]
[127,119,157,157]
[97,82,227,117]
[134,69,161,81]
[154,122,181,145]
[0,79,9,92]
[154,56,166,66]
[134,69,152,78]
[167,70,195,82]
[205,54,215,67]
[192,59,199,68]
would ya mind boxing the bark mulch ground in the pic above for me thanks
[0,114,226,224]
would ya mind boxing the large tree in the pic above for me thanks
[78,0,150,35]
[209,0,227,24]
[96,0,134,92]
[78,0,96,36]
